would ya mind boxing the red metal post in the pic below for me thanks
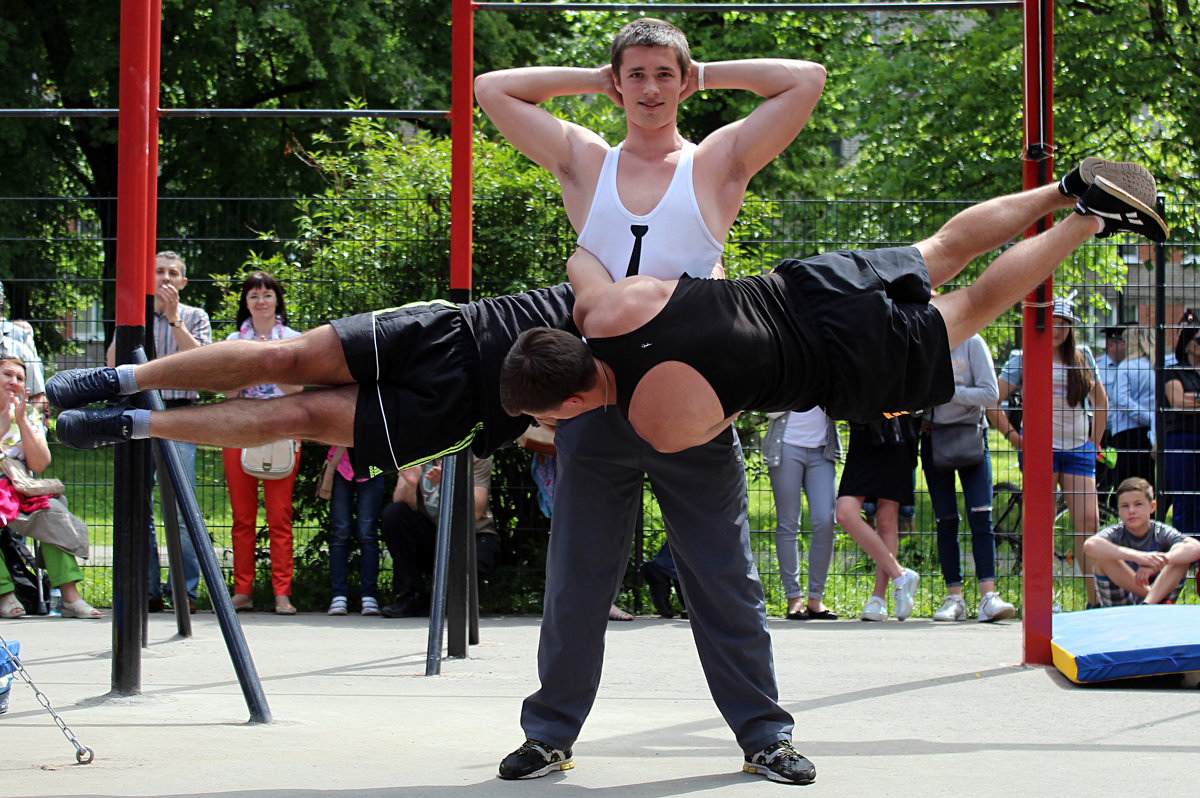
[112,0,156,693]
[116,0,152,324]
[449,0,474,303]
[145,0,162,304]
[1021,0,1055,666]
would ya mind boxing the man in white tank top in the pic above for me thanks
[477,17,826,786]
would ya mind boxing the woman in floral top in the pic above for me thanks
[0,355,100,619]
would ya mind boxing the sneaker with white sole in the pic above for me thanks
[933,594,967,622]
[892,568,920,621]
[1075,175,1169,242]
[498,739,574,780]
[978,591,1017,622]
[743,740,816,785]
[860,595,888,622]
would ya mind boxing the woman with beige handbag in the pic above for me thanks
[220,272,303,615]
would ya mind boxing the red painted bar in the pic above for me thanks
[115,0,152,324]
[450,0,474,299]
[1021,0,1055,666]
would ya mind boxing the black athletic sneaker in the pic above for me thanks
[46,367,125,409]
[640,560,675,618]
[497,739,574,780]
[55,407,135,449]
[1059,157,1157,204]
[743,740,817,785]
[1075,176,1169,242]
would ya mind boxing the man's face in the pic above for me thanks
[1106,336,1126,362]
[155,257,187,293]
[1117,491,1155,533]
[615,45,686,127]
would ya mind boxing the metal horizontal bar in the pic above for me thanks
[475,2,1021,12]
[0,108,448,119]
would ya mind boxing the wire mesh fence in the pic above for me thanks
[3,193,1198,617]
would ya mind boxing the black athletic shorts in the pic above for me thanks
[331,301,480,475]
[775,246,954,422]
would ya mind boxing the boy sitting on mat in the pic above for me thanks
[1083,477,1200,606]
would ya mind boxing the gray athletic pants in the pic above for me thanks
[520,409,794,755]
[767,443,837,601]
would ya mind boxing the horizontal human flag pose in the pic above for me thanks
[499,159,1167,454]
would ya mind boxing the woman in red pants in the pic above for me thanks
[221,272,302,614]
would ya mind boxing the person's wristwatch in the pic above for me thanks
[168,319,181,328]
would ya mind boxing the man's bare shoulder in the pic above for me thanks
[583,277,675,339]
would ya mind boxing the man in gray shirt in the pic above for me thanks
[107,251,212,612]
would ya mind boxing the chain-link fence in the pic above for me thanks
[3,194,1198,617]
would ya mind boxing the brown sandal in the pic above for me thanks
[274,596,297,615]
[231,594,254,612]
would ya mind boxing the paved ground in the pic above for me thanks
[2,610,1198,797]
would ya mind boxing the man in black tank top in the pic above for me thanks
[501,160,1167,454]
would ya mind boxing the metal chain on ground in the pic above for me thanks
[0,631,95,764]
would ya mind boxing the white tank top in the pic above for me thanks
[577,141,723,281]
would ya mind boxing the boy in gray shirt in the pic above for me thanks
[1084,477,1200,606]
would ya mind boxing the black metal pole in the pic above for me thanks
[111,326,148,693]
[152,444,192,637]
[1155,195,1168,520]
[446,453,472,659]
[133,350,272,722]
[425,455,460,676]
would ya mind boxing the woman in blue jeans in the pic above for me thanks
[326,446,385,615]
[1163,315,1200,538]
[921,334,1014,622]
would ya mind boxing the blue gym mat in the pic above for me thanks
[1052,604,1200,683]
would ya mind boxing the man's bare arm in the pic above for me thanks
[474,67,612,188]
[693,59,826,226]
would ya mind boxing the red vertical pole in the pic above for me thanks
[112,0,155,693]
[116,0,152,325]
[145,0,162,307]
[1021,0,1055,666]
[449,0,474,304]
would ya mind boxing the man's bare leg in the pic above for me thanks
[148,385,357,448]
[918,184,1076,289]
[133,325,353,392]
[929,212,1101,349]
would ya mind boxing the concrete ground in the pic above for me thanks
[2,610,1198,797]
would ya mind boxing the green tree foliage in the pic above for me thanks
[0,0,567,337]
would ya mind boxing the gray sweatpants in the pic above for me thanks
[519,409,794,755]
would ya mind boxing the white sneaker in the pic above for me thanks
[932,595,966,622]
[860,595,888,622]
[978,591,1016,622]
[892,568,920,621]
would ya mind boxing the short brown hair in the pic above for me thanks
[1116,477,1154,504]
[610,18,691,79]
[500,328,595,416]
